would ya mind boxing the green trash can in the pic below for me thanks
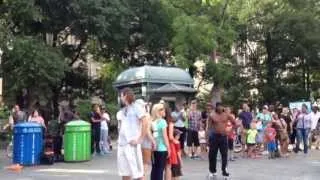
[64,120,91,162]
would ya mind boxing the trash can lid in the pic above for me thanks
[65,120,91,132]
[14,122,43,128]
[65,120,91,127]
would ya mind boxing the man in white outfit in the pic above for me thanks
[117,88,146,180]
[310,103,320,149]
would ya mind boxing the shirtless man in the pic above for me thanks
[208,102,237,178]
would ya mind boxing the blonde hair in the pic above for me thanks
[151,103,164,121]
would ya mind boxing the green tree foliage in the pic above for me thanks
[2,36,67,105]
[166,0,243,105]
[237,0,320,104]
[100,61,126,102]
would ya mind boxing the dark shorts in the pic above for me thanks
[247,143,256,147]
[228,138,234,150]
[172,164,182,177]
[187,129,200,147]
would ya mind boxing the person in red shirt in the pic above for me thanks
[264,122,277,159]
[171,129,183,179]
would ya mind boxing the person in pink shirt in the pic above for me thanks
[28,110,46,129]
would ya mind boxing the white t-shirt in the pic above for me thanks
[117,109,124,129]
[101,113,110,130]
[118,103,145,146]
[310,111,320,130]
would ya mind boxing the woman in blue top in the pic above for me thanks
[151,103,170,180]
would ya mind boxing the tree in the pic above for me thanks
[2,36,67,109]
[236,0,320,104]
[1,0,176,116]
[167,0,243,105]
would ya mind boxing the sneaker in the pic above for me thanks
[222,171,230,177]
[208,172,217,178]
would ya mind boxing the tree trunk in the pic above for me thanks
[265,32,275,102]
[306,63,311,99]
[52,87,60,119]
[211,85,223,107]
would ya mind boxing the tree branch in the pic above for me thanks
[69,37,87,66]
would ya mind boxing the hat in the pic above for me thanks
[312,103,318,107]
[263,105,269,110]
[173,129,182,137]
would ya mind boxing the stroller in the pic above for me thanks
[41,134,55,165]
[41,120,64,164]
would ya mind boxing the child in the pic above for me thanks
[227,121,236,161]
[247,122,258,158]
[265,122,277,159]
[198,124,207,154]
[172,129,183,180]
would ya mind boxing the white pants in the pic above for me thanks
[100,128,109,153]
[117,144,144,179]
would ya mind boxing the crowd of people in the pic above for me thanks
[116,87,320,180]
[3,87,320,180]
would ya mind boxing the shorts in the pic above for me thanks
[228,139,234,150]
[247,143,256,147]
[267,141,276,152]
[172,164,182,177]
[187,130,200,147]
[117,144,144,179]
[142,148,152,165]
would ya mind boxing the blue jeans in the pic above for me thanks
[296,128,310,154]
[151,151,168,180]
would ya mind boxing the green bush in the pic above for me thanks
[75,99,92,122]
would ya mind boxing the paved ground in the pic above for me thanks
[1,150,320,180]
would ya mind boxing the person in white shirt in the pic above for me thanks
[117,109,124,131]
[310,104,320,149]
[294,104,312,154]
[100,106,111,154]
[117,88,146,180]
